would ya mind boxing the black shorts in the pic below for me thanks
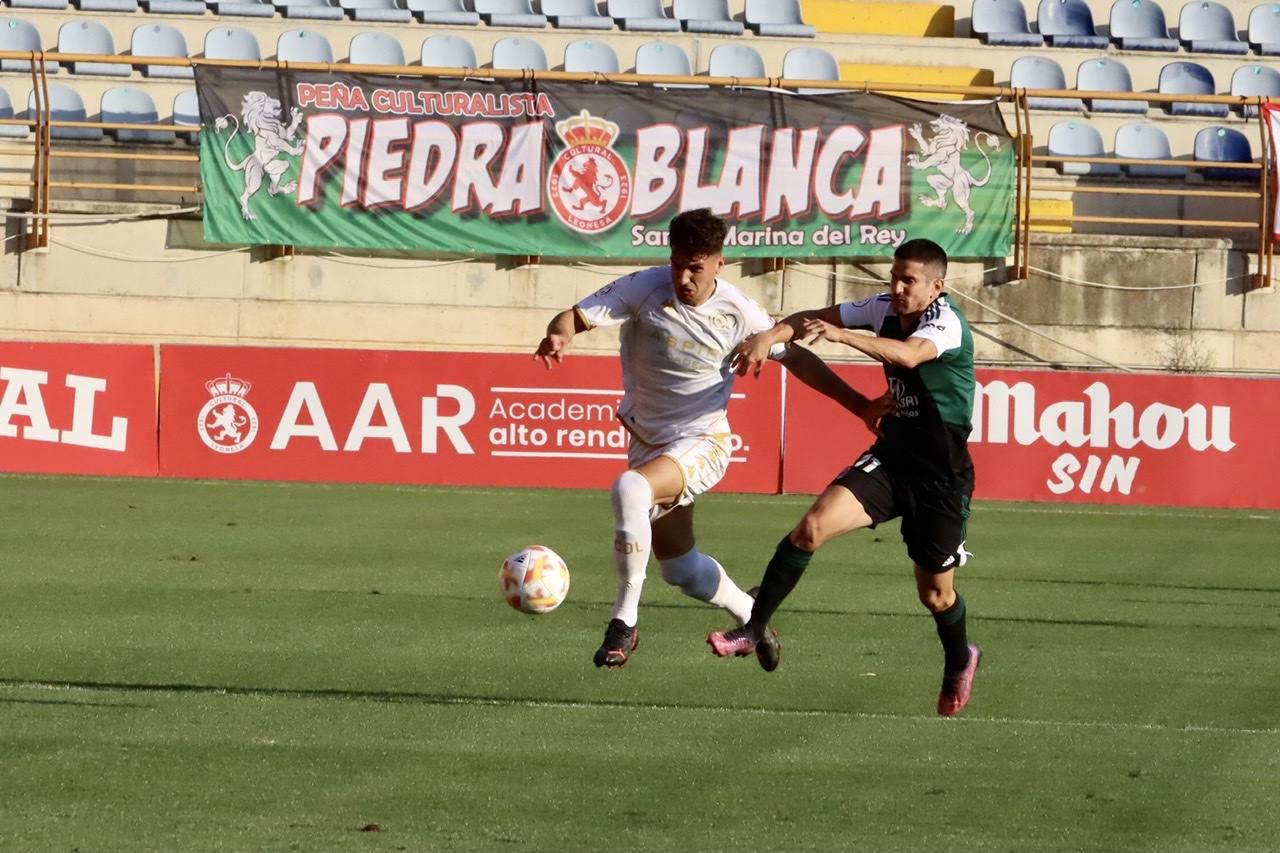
[831,448,973,573]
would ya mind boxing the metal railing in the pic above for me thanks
[2,50,1272,286]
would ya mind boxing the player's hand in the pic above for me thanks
[534,333,571,369]
[857,390,896,436]
[730,333,774,377]
[801,318,845,346]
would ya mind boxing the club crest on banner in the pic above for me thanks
[547,110,631,234]
[198,373,259,454]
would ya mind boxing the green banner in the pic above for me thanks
[195,68,1014,258]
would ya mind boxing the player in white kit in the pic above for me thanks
[534,209,890,670]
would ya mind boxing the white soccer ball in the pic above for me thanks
[499,545,571,615]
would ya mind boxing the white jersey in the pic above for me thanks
[575,266,783,446]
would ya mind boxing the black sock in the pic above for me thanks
[933,593,971,674]
[746,535,813,635]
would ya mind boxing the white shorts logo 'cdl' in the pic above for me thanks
[198,373,259,454]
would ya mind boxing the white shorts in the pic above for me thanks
[628,429,733,521]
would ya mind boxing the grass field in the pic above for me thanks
[2,474,1279,852]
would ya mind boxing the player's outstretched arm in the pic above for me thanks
[732,305,844,377]
[801,318,938,369]
[777,345,894,435]
[534,308,589,369]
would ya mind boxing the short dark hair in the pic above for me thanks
[669,208,728,257]
[894,238,948,280]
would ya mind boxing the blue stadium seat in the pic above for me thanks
[1194,126,1254,180]
[204,26,261,61]
[139,0,206,13]
[1158,61,1228,116]
[1048,120,1119,175]
[608,0,681,31]
[12,0,66,9]
[745,0,816,36]
[1077,57,1147,113]
[782,47,841,94]
[209,0,274,17]
[0,18,59,73]
[132,24,193,79]
[59,21,129,76]
[1114,122,1185,177]
[492,37,548,70]
[1179,1,1248,54]
[339,0,411,22]
[1037,0,1108,47]
[28,84,102,140]
[349,31,405,64]
[276,29,334,62]
[277,0,343,20]
[421,34,476,68]
[0,87,28,138]
[475,0,546,27]
[1108,0,1177,50]
[76,0,139,12]
[1248,3,1280,54]
[635,40,703,87]
[564,39,619,73]
[406,0,478,24]
[674,0,743,34]
[102,87,173,143]
[1010,56,1084,110]
[543,0,613,29]
[1231,64,1280,116]
[971,0,1044,45]
[172,88,199,127]
[708,44,766,79]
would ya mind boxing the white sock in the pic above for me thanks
[660,548,755,625]
[609,470,652,627]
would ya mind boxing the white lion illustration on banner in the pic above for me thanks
[213,92,304,221]
[907,115,1001,235]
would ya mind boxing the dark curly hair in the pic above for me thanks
[669,208,729,257]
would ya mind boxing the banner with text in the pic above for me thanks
[782,366,1280,509]
[195,68,1014,258]
[0,342,157,477]
[1264,103,1280,239]
[158,346,782,491]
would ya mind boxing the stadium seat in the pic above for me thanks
[1077,58,1147,113]
[1248,3,1280,54]
[564,39,620,73]
[708,44,766,79]
[421,34,476,68]
[76,0,139,12]
[1108,0,1178,50]
[608,0,681,31]
[1011,56,1083,110]
[782,47,841,94]
[204,26,261,61]
[339,0,411,22]
[0,87,28,138]
[971,0,1044,45]
[1048,120,1119,175]
[28,84,102,140]
[475,0,546,27]
[12,0,66,9]
[277,0,344,20]
[58,21,129,77]
[276,29,334,63]
[209,0,274,17]
[492,37,548,70]
[349,31,405,64]
[543,0,613,29]
[1230,64,1280,116]
[139,0,206,13]
[406,0,478,24]
[1158,61,1228,116]
[1194,126,1253,180]
[0,18,59,73]
[635,41,703,87]
[172,88,199,127]
[1114,122,1185,176]
[674,0,743,34]
[1037,0,1108,47]
[132,24,193,79]
[1179,1,1248,54]
[745,0,817,36]
[101,87,173,143]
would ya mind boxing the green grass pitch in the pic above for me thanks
[2,474,1278,852]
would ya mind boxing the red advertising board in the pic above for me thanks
[159,346,783,492]
[782,365,1280,509]
[0,341,157,476]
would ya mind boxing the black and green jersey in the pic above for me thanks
[838,293,976,484]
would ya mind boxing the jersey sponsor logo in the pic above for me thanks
[547,111,631,235]
[888,376,921,418]
[198,374,259,454]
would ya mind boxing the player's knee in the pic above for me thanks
[917,584,954,613]
[790,514,829,552]
[611,470,653,520]
[659,548,717,600]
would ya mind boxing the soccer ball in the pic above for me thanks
[499,545,571,614]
